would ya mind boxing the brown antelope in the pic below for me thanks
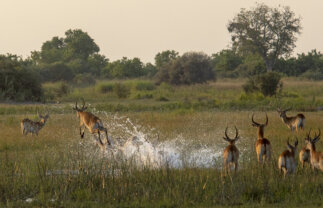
[21,111,50,136]
[278,138,298,178]
[223,126,240,173]
[251,113,272,164]
[73,100,110,146]
[305,129,323,171]
[277,108,305,132]
[299,130,312,168]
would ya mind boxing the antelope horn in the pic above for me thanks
[81,98,85,109]
[294,137,298,147]
[234,126,239,141]
[314,128,321,142]
[73,101,78,110]
[223,127,231,142]
[287,137,292,148]
[265,113,268,126]
[224,127,230,139]
[251,114,260,126]
[305,128,312,141]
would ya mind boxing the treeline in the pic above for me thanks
[1,28,323,101]
[213,49,323,79]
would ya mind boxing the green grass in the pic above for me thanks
[0,111,323,207]
[36,78,323,113]
[1,78,323,206]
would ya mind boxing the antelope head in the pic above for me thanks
[277,108,291,119]
[38,110,50,124]
[287,137,298,154]
[251,113,268,138]
[73,99,88,117]
[223,126,239,145]
[305,128,320,150]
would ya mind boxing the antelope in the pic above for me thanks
[21,111,50,136]
[251,113,272,164]
[223,126,240,173]
[278,138,298,178]
[299,130,312,168]
[305,129,323,171]
[277,108,305,132]
[73,100,110,146]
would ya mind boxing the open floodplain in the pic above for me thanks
[0,108,323,207]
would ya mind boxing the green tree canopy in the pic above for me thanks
[228,3,302,72]
[0,54,42,101]
[155,50,179,69]
[156,52,214,85]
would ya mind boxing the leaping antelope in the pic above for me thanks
[277,108,305,132]
[278,138,298,178]
[305,129,323,171]
[299,130,313,168]
[21,111,50,136]
[73,100,110,146]
[251,113,272,164]
[223,126,240,173]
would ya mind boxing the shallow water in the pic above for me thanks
[77,112,249,169]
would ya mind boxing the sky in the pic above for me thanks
[1,0,323,63]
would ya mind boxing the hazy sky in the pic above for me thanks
[1,0,323,63]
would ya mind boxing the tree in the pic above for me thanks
[155,52,214,85]
[228,3,302,72]
[211,49,243,77]
[88,54,108,76]
[155,50,179,69]
[102,57,145,78]
[64,29,100,61]
[0,54,43,101]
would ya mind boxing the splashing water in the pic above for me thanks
[85,113,224,169]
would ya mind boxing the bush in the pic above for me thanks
[300,70,323,80]
[73,73,96,87]
[155,52,215,85]
[134,93,153,99]
[156,96,169,101]
[114,83,131,98]
[43,82,70,101]
[135,81,156,91]
[0,55,43,101]
[243,72,282,96]
[96,82,114,94]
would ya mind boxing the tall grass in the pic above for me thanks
[0,112,323,206]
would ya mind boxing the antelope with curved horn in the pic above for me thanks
[223,126,240,173]
[299,129,312,168]
[21,111,50,136]
[73,100,110,146]
[251,113,272,164]
[277,108,305,132]
[305,129,323,171]
[278,138,298,178]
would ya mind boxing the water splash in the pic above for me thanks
[85,113,224,169]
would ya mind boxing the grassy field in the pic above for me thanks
[0,110,323,207]
[37,78,323,113]
[1,79,323,207]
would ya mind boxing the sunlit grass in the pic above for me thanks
[0,111,323,206]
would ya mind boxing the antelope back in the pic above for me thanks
[79,111,101,127]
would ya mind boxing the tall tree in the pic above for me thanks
[64,29,100,61]
[228,3,302,71]
[155,50,179,69]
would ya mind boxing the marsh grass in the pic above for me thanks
[0,111,323,207]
